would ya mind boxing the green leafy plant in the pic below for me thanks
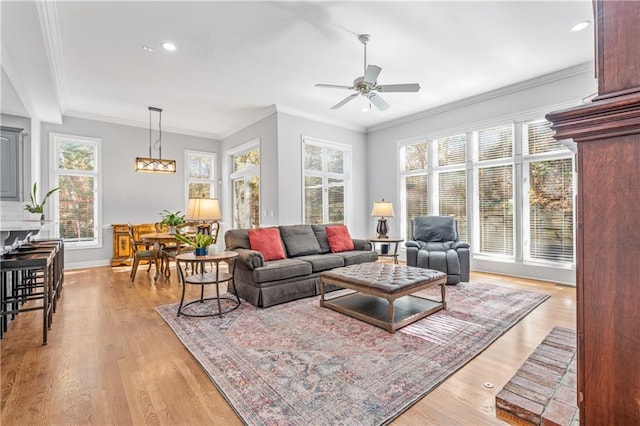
[24,182,59,214]
[159,210,186,226]
[174,232,213,248]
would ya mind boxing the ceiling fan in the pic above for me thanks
[315,34,421,111]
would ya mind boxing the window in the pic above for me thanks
[524,120,574,264]
[229,143,260,229]
[435,134,467,241]
[185,150,216,201]
[400,141,429,241]
[474,124,514,258]
[51,133,101,247]
[302,138,351,225]
[400,135,467,241]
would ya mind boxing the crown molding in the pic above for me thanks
[273,104,366,133]
[219,105,278,140]
[367,62,595,133]
[36,1,67,112]
[63,110,220,140]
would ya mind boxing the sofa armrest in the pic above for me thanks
[454,241,470,250]
[405,240,421,248]
[352,238,372,251]
[235,248,264,269]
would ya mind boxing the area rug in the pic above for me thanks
[156,282,549,426]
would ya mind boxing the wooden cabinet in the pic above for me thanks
[111,223,156,266]
[546,1,640,423]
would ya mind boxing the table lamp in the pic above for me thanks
[371,199,394,238]
[187,197,222,242]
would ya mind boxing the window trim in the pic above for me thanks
[49,132,102,249]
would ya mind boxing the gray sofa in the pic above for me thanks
[225,224,378,307]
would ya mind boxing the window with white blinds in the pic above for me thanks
[475,124,514,257]
[438,170,467,241]
[403,174,429,240]
[524,120,574,264]
[302,138,350,225]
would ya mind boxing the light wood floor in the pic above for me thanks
[0,263,576,425]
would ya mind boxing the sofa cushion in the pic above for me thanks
[335,250,379,266]
[311,224,332,253]
[248,227,286,261]
[295,254,344,272]
[252,258,313,283]
[279,225,322,257]
[326,225,355,253]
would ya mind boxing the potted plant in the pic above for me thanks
[174,232,214,256]
[24,182,60,221]
[159,210,186,234]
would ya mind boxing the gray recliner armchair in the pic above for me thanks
[406,216,470,284]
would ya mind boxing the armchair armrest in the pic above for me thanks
[454,241,470,250]
[234,248,264,269]
[405,240,421,248]
[352,238,372,251]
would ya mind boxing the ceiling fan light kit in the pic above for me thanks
[316,33,420,111]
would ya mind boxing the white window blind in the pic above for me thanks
[528,159,574,263]
[478,164,514,256]
[477,125,513,161]
[437,134,466,166]
[525,120,574,264]
[404,174,429,240]
[401,141,428,171]
[439,170,467,241]
[527,120,567,155]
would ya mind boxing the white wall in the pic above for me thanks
[276,112,369,238]
[41,116,219,268]
[367,68,597,285]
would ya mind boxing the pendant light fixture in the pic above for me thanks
[135,106,177,173]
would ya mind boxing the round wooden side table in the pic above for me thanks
[369,237,404,264]
[175,251,240,317]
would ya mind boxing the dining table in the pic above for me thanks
[140,232,178,280]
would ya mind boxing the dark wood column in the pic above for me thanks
[546,0,640,423]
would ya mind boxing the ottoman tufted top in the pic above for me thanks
[321,262,446,294]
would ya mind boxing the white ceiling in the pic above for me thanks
[1,1,594,139]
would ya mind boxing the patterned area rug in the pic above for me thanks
[156,282,549,426]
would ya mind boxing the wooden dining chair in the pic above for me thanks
[129,226,155,281]
[159,223,195,277]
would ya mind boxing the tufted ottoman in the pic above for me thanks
[319,262,447,333]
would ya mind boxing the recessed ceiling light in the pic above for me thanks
[161,42,177,51]
[142,46,154,52]
[572,21,591,32]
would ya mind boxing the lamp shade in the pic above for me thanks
[187,198,221,221]
[371,199,394,217]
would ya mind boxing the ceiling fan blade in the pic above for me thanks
[331,93,359,110]
[363,65,382,85]
[368,92,390,111]
[315,83,354,90]
[377,83,421,92]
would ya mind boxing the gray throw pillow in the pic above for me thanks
[279,225,323,257]
[311,224,332,253]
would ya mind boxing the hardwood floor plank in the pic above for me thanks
[1,265,576,425]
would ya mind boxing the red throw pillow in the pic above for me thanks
[248,227,286,261]
[325,225,355,253]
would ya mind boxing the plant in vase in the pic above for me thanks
[24,182,59,222]
[174,232,213,256]
[159,210,185,234]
